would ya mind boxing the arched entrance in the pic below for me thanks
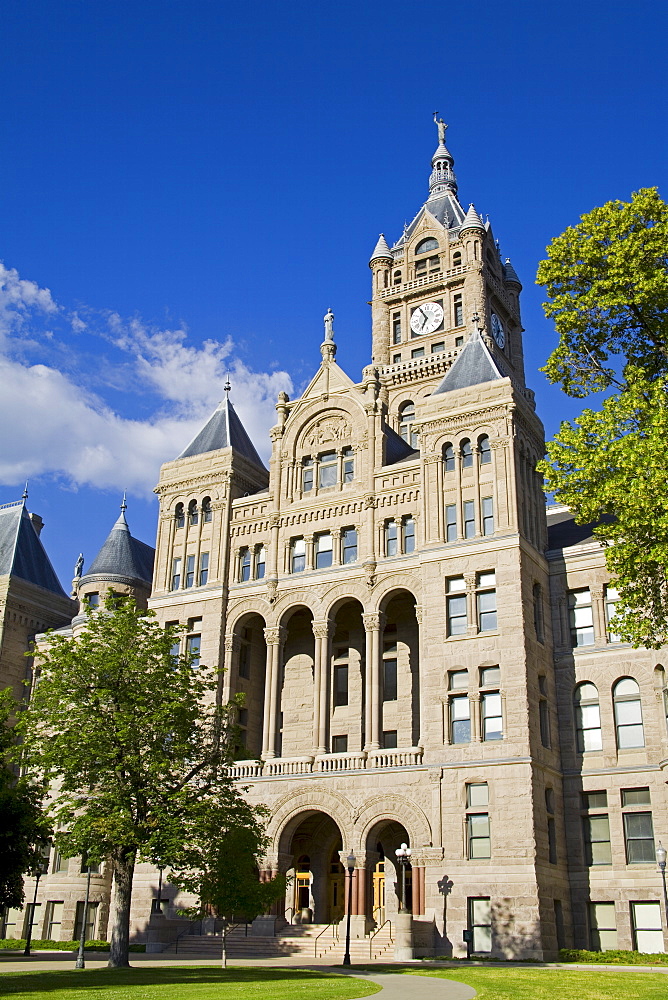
[279,810,344,925]
[366,819,412,924]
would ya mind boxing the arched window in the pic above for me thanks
[613,677,645,748]
[574,682,602,752]
[393,270,402,285]
[415,237,439,255]
[452,251,462,267]
[175,503,185,529]
[202,497,212,523]
[443,443,455,472]
[240,547,251,582]
[478,435,491,465]
[399,401,418,448]
[461,439,473,468]
[188,499,198,526]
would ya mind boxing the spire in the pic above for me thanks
[369,234,392,264]
[461,203,485,232]
[176,393,266,469]
[114,493,129,531]
[21,482,28,503]
[504,258,522,288]
[85,503,154,585]
[429,113,458,197]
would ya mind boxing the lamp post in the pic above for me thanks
[343,851,356,967]
[657,843,668,929]
[395,843,412,913]
[23,872,41,957]
[75,858,93,970]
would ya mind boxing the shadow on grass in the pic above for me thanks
[0,966,358,996]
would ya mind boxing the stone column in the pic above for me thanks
[331,528,342,567]
[222,633,240,704]
[304,533,315,572]
[363,612,384,750]
[262,626,286,759]
[590,586,606,644]
[312,620,332,755]
[414,604,424,747]
[465,573,477,637]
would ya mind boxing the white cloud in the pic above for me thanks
[0,264,292,495]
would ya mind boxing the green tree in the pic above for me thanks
[0,688,50,909]
[17,599,265,967]
[172,821,286,968]
[536,188,668,647]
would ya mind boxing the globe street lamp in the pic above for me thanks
[657,843,668,927]
[343,851,356,966]
[395,843,412,913]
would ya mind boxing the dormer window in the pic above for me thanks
[175,503,185,529]
[415,237,439,255]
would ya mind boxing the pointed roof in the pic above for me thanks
[0,501,68,597]
[84,503,154,585]
[503,258,522,286]
[433,328,506,395]
[176,395,266,468]
[369,234,392,263]
[461,203,485,231]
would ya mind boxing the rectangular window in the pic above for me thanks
[342,527,357,564]
[450,695,471,743]
[539,699,550,748]
[623,796,655,863]
[477,573,497,632]
[606,587,620,642]
[74,900,98,941]
[411,347,425,358]
[332,735,348,753]
[303,458,313,492]
[46,901,64,940]
[447,577,467,636]
[569,589,595,647]
[199,552,209,586]
[454,294,464,328]
[291,538,305,573]
[386,520,398,557]
[334,663,349,706]
[589,902,618,951]
[382,730,397,749]
[171,558,181,591]
[445,504,457,542]
[468,897,492,953]
[255,546,266,579]
[403,516,415,554]
[1,907,24,939]
[392,313,401,345]
[480,666,500,687]
[481,692,502,741]
[582,794,611,865]
[185,555,195,588]
[87,592,100,608]
[343,447,354,483]
[467,813,491,859]
[455,335,464,347]
[393,353,402,363]
[464,500,475,538]
[315,533,333,569]
[240,548,251,582]
[319,451,337,488]
[548,817,557,864]
[383,658,397,701]
[533,583,544,642]
[238,643,250,680]
[631,902,664,953]
[449,669,468,689]
[467,782,489,808]
[431,341,445,353]
[186,633,201,668]
[482,497,494,536]
[54,851,69,873]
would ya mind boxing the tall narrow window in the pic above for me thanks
[461,439,473,468]
[403,516,415,553]
[240,547,251,582]
[574,682,602,752]
[315,532,333,569]
[342,528,357,564]
[622,788,655,863]
[255,545,266,579]
[171,557,181,591]
[533,583,544,642]
[452,251,462,268]
[334,660,349,707]
[238,641,250,680]
[447,577,467,636]
[175,503,185,529]
[343,447,354,483]
[185,555,195,588]
[392,313,401,344]
[613,677,645,748]
[546,789,557,864]
[291,538,305,573]
[477,572,497,632]
[468,898,492,953]
[482,498,494,536]
[450,695,471,743]
[45,901,64,940]
[186,632,201,669]
[74,900,98,941]
[319,451,337,488]
[481,692,502,741]
[383,655,397,702]
[445,504,457,542]
[454,293,464,327]
[582,791,612,865]
[589,902,618,951]
[605,587,621,642]
[385,520,398,557]
[188,499,198,525]
[399,402,417,448]
[479,435,491,465]
[199,552,209,586]
[568,589,595,647]
[202,497,212,522]
[464,500,475,538]
[302,458,314,492]
[443,443,455,472]
[466,783,490,858]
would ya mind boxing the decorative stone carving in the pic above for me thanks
[264,626,286,646]
[303,415,352,449]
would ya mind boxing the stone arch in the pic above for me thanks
[272,590,324,621]
[324,583,370,619]
[354,794,432,851]
[227,598,273,630]
[268,785,355,854]
[373,578,421,612]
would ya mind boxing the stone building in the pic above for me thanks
[3,120,667,959]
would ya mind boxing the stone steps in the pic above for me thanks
[167,923,394,960]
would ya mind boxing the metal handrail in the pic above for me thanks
[314,920,338,958]
[369,918,393,959]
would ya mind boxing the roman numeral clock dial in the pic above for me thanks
[410,300,444,336]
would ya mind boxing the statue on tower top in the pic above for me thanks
[324,307,335,342]
[433,111,448,145]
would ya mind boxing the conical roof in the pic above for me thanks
[434,329,506,395]
[369,234,392,263]
[461,203,485,231]
[0,501,68,597]
[176,394,266,468]
[503,258,522,286]
[84,506,154,585]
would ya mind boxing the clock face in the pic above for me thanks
[410,300,444,337]
[490,312,505,348]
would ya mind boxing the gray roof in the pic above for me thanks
[176,395,266,468]
[385,425,418,465]
[85,509,154,584]
[0,501,68,597]
[433,329,506,395]
[546,508,614,552]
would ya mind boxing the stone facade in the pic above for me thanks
[5,122,667,959]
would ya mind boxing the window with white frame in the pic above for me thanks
[315,532,333,569]
[302,457,314,492]
[202,496,212,523]
[45,901,64,940]
[568,589,595,647]
[622,787,655,863]
[255,545,266,579]
[318,451,337,489]
[468,897,491,952]
[403,516,415,553]
[175,503,185,529]
[574,682,603,752]
[399,402,418,448]
[291,537,306,573]
[482,497,494,536]
[186,620,202,668]
[582,791,611,865]
[199,552,209,586]
[461,439,473,468]
[466,783,491,859]
[454,293,464,328]
[171,557,181,591]
[240,547,251,582]
[443,443,455,472]
[446,504,457,542]
[447,576,467,636]
[450,693,471,744]
[185,554,195,588]
[631,902,664,953]
[605,586,621,642]
[481,677,502,742]
[463,500,475,538]
[343,447,354,483]
[479,435,491,465]
[188,499,198,526]
[589,902,618,951]
[613,677,645,748]
[333,648,349,707]
[477,572,497,632]
[385,520,398,557]
[342,527,357,564]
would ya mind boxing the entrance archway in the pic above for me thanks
[279,810,344,925]
[366,819,412,924]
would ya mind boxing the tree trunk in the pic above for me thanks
[108,846,137,968]
[221,916,227,969]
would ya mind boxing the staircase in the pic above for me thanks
[166,920,394,961]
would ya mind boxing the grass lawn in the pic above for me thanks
[0,966,380,999]
[401,966,668,999]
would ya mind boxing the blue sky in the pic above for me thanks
[1,0,666,589]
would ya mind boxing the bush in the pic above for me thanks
[0,939,146,952]
[559,948,668,966]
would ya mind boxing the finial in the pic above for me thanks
[324,307,335,342]
[120,491,127,513]
[224,373,231,395]
[433,111,447,146]
[22,481,28,502]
